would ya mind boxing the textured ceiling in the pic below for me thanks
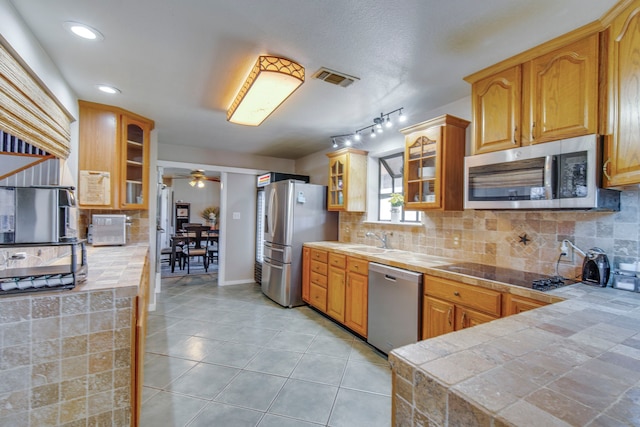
[10,0,618,160]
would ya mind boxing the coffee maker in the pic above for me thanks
[582,248,610,287]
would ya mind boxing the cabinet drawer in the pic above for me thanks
[347,257,368,275]
[310,260,328,276]
[310,271,327,288]
[310,249,328,263]
[310,283,327,312]
[424,275,501,317]
[329,253,346,268]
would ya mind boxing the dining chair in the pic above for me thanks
[183,225,209,273]
[207,231,219,264]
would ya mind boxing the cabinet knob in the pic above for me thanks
[454,291,460,296]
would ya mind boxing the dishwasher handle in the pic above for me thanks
[384,274,397,282]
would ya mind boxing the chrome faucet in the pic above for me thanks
[366,231,389,249]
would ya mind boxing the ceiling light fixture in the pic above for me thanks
[227,55,305,126]
[63,21,104,41]
[96,84,121,94]
[329,107,405,149]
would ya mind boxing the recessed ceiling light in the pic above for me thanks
[96,85,121,94]
[63,21,104,41]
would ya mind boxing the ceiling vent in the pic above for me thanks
[312,67,359,88]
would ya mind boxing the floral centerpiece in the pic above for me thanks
[200,206,219,228]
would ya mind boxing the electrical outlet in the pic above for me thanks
[452,232,461,248]
[559,246,574,264]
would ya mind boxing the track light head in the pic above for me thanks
[332,138,338,148]
[354,132,361,141]
[398,109,407,122]
[370,128,376,138]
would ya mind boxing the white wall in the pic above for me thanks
[172,179,221,224]
[220,172,256,285]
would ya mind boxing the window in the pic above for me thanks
[378,152,419,222]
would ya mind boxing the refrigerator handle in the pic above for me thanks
[266,187,277,237]
[263,258,283,270]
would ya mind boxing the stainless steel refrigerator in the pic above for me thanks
[262,180,338,307]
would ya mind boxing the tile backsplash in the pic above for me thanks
[340,188,640,281]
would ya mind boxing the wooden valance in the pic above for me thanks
[0,40,73,159]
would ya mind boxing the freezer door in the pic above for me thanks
[263,241,291,263]
[261,257,294,307]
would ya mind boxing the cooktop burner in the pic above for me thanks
[433,262,575,291]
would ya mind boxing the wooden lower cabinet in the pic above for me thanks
[422,274,501,340]
[302,247,310,302]
[423,296,455,339]
[132,252,150,427]
[327,265,346,322]
[302,248,368,337]
[345,257,369,337]
[502,294,548,316]
[455,306,497,329]
[306,249,328,311]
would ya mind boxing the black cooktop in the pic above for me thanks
[432,262,576,291]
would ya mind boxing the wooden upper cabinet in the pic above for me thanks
[472,65,522,154]
[401,115,469,211]
[326,148,367,212]
[604,0,640,187]
[528,33,599,144]
[78,101,154,210]
[467,26,602,154]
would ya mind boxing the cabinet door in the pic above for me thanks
[502,294,547,316]
[302,247,310,303]
[529,34,599,143]
[422,296,454,340]
[328,154,347,211]
[121,115,151,208]
[605,0,640,187]
[404,127,441,209]
[345,271,368,337]
[327,266,346,322]
[78,103,118,208]
[455,306,497,330]
[472,65,522,154]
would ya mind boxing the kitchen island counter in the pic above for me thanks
[0,243,149,427]
[304,241,640,426]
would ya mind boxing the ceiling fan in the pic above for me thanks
[167,169,220,188]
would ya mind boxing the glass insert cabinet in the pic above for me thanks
[326,148,368,212]
[401,114,469,211]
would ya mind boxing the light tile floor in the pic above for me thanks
[141,273,391,427]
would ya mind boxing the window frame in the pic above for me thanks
[377,151,419,223]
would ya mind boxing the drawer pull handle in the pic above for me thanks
[454,291,460,296]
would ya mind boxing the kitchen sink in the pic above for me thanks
[353,246,387,254]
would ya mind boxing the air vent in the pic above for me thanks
[312,67,359,88]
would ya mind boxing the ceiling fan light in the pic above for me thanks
[227,55,305,126]
[197,180,205,188]
[189,179,197,187]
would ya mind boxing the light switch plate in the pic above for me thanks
[232,212,241,220]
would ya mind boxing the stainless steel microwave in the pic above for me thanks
[464,134,620,210]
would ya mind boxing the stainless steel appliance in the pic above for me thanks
[0,186,76,244]
[582,248,610,287]
[368,263,423,354]
[91,214,127,246]
[255,172,310,284]
[262,180,337,307]
[464,134,620,210]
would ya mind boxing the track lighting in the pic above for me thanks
[328,107,405,149]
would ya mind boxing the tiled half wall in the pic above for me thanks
[339,188,640,280]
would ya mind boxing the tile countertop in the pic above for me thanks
[76,243,149,295]
[304,241,640,426]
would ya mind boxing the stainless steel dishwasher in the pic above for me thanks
[367,263,423,354]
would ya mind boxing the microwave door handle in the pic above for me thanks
[544,155,555,199]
